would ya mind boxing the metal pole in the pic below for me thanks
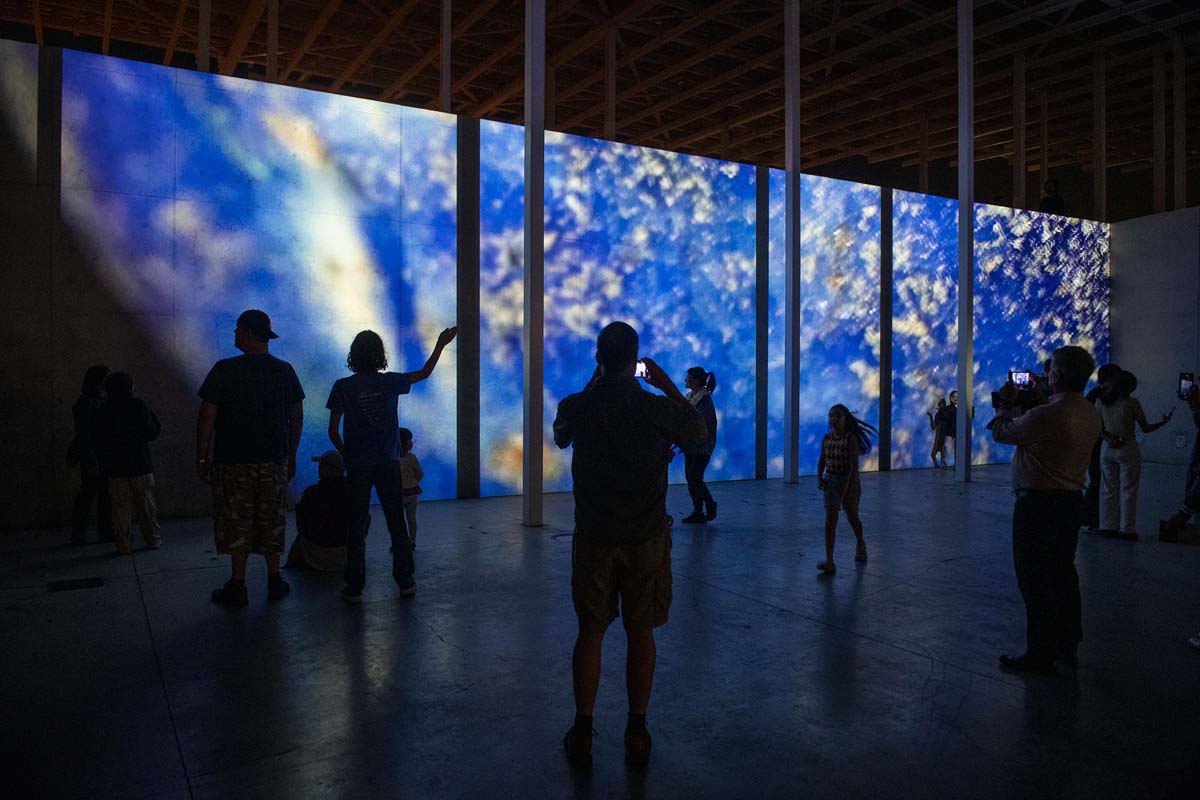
[755,165,769,480]
[1012,52,1025,209]
[918,113,929,194]
[522,0,546,526]
[1173,36,1187,210]
[198,0,211,72]
[1093,52,1106,222]
[956,0,973,482]
[1154,53,1167,214]
[879,186,893,472]
[457,116,481,499]
[783,0,802,484]
[266,0,279,81]
[1039,90,1049,188]
[605,27,616,140]
[441,0,452,113]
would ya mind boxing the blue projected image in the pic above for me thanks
[769,170,882,476]
[60,51,459,498]
[971,205,1109,464]
[891,190,958,469]
[480,123,757,495]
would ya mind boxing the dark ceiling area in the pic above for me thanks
[1,1,1197,219]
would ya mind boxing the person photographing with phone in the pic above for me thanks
[679,366,719,524]
[1161,375,1200,540]
[553,322,707,770]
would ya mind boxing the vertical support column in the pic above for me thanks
[755,165,769,481]
[523,0,546,526]
[1173,36,1187,210]
[1093,52,1106,222]
[918,113,929,194]
[1012,52,1026,209]
[955,0,973,482]
[266,0,279,81]
[547,67,556,129]
[783,0,802,484]
[604,27,617,140]
[441,0,452,113]
[1154,53,1167,214]
[878,187,893,472]
[1039,90,1049,187]
[456,116,481,499]
[37,47,63,493]
[198,0,211,72]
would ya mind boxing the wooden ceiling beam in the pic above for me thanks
[281,0,344,82]
[379,0,504,102]
[219,0,270,76]
[472,0,659,117]
[101,0,113,55]
[162,0,189,65]
[329,0,421,92]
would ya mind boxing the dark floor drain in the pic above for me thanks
[47,577,105,592]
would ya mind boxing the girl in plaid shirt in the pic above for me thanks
[816,404,876,575]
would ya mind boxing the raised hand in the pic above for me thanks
[436,326,458,349]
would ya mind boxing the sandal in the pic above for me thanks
[817,561,837,575]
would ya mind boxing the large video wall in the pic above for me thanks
[4,47,1111,504]
[481,122,757,495]
[60,51,460,498]
[768,170,882,476]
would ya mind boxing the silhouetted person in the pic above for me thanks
[1163,381,1200,538]
[397,427,423,548]
[679,366,718,523]
[69,364,114,545]
[554,322,707,770]
[1083,363,1122,529]
[927,397,948,469]
[992,346,1101,674]
[1096,371,1172,540]
[1039,179,1066,214]
[94,371,162,554]
[935,390,960,466]
[197,310,305,607]
[816,404,877,573]
[286,450,350,572]
[327,327,456,604]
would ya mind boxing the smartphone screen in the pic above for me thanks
[634,361,648,379]
[1180,372,1195,398]
[1012,371,1032,387]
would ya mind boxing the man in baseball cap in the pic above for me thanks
[235,309,279,341]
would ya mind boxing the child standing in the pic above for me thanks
[93,371,162,554]
[816,404,877,575]
[398,427,424,549]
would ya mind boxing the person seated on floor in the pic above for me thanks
[285,450,351,572]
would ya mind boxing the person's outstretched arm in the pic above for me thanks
[405,327,458,384]
[1137,401,1173,434]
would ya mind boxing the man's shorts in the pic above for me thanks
[571,530,672,632]
[823,472,861,511]
[212,463,287,555]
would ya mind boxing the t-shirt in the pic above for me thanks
[553,376,707,544]
[326,372,413,467]
[198,354,305,465]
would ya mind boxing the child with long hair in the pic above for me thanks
[816,404,877,574]
[680,366,719,523]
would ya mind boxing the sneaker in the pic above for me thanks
[624,722,652,769]
[211,580,248,608]
[267,574,290,600]
[341,587,363,606]
[563,724,593,770]
[681,511,706,524]
[704,501,718,522]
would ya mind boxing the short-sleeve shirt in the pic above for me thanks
[1096,397,1146,441]
[326,372,412,467]
[198,354,305,465]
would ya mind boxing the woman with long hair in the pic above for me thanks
[816,404,877,574]
[1096,371,1173,540]
[681,366,719,523]
[927,397,948,469]
[69,364,113,545]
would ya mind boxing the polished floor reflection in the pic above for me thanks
[3,465,1198,799]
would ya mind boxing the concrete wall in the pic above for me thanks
[1110,207,1200,465]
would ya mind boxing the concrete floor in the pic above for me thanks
[3,464,1199,800]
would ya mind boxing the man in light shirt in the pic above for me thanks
[990,346,1102,675]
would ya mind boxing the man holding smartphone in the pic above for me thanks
[1163,379,1200,539]
[552,321,707,770]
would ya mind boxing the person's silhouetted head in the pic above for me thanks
[828,404,878,455]
[686,366,717,393]
[936,398,947,409]
[1049,345,1095,394]
[104,371,135,402]
[399,427,414,453]
[235,309,277,354]
[80,365,110,399]
[347,330,388,373]
[1044,180,1058,195]
[949,390,959,405]
[596,322,638,375]
[1096,363,1122,386]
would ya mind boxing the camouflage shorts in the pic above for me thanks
[211,463,288,555]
